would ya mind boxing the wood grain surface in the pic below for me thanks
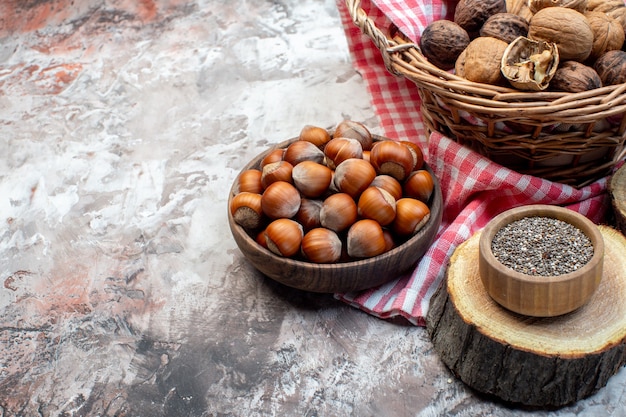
[427,226,626,407]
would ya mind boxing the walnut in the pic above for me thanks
[606,7,626,36]
[456,37,509,85]
[501,36,559,90]
[594,50,626,85]
[528,0,588,14]
[419,20,470,70]
[455,49,468,78]
[528,7,594,62]
[454,0,506,36]
[587,4,626,48]
[549,60,602,92]
[585,11,625,62]
[506,0,534,22]
[587,0,624,13]
[479,13,529,43]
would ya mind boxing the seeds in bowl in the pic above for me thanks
[490,215,594,276]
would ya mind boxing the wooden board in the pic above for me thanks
[609,163,626,236]
[426,226,626,408]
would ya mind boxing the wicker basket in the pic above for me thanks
[346,0,626,187]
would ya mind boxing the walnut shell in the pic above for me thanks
[458,37,509,85]
[480,13,529,43]
[529,0,588,14]
[549,60,602,92]
[501,36,559,90]
[587,0,624,13]
[528,7,593,62]
[455,48,468,78]
[506,0,534,22]
[454,0,506,35]
[606,7,626,37]
[585,11,625,62]
[419,20,470,70]
[594,50,626,85]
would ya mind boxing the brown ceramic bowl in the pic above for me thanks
[228,135,443,293]
[479,205,604,317]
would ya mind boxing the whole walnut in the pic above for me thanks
[529,0,588,14]
[585,11,625,62]
[550,61,602,92]
[529,7,593,62]
[587,0,624,13]
[594,50,626,85]
[606,7,626,47]
[456,37,509,85]
[454,0,506,35]
[420,20,470,70]
[506,0,534,22]
[480,13,529,43]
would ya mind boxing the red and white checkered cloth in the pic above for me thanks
[335,0,615,326]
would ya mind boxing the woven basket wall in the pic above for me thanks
[346,0,626,187]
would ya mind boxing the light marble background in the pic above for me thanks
[0,0,624,416]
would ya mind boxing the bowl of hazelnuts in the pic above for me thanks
[228,120,443,293]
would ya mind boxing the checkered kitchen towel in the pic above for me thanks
[335,0,614,326]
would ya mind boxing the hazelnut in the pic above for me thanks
[295,198,323,231]
[528,7,593,62]
[323,137,363,170]
[403,170,434,203]
[480,13,529,43]
[370,175,403,201]
[399,141,424,171]
[419,20,470,70]
[594,50,626,85]
[261,160,293,189]
[550,60,602,92]
[333,158,376,198]
[392,198,431,236]
[357,186,397,226]
[236,169,263,194]
[264,218,304,257]
[230,192,264,230]
[298,125,330,149]
[346,219,387,258]
[454,0,506,35]
[260,148,285,169]
[301,228,342,264]
[261,181,301,220]
[369,140,414,182]
[291,160,333,198]
[333,120,373,151]
[320,192,358,232]
[283,140,325,166]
